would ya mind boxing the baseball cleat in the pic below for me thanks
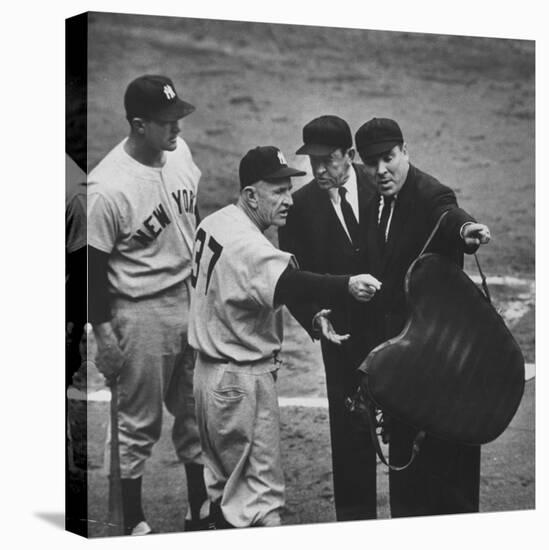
[129,520,154,535]
[184,500,215,531]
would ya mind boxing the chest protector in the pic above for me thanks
[350,212,525,469]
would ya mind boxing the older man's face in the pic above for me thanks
[362,144,410,197]
[254,178,294,228]
[309,148,353,190]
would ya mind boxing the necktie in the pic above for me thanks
[378,196,394,252]
[338,187,359,248]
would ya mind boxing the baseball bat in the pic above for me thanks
[108,380,125,536]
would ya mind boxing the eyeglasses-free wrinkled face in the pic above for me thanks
[251,178,294,228]
[309,148,354,190]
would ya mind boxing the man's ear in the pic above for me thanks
[130,117,146,135]
[242,185,258,208]
[401,142,409,159]
[347,148,355,161]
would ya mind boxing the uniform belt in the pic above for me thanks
[198,352,282,372]
[198,352,229,364]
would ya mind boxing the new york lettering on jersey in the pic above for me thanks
[132,188,197,247]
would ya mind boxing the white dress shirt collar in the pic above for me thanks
[328,166,359,219]
[327,166,359,242]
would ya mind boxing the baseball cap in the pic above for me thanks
[355,117,404,159]
[295,115,352,156]
[239,146,306,188]
[124,75,195,122]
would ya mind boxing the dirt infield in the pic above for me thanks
[68,376,533,536]
[71,11,535,537]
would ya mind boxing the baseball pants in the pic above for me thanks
[110,280,202,479]
[193,356,284,527]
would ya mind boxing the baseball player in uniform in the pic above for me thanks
[188,145,381,528]
[87,75,208,535]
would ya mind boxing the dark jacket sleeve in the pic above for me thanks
[425,179,478,256]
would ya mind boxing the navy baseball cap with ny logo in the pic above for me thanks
[124,75,195,122]
[239,146,306,188]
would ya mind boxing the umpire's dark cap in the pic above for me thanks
[355,118,404,159]
[239,146,306,188]
[296,115,352,156]
[124,75,195,122]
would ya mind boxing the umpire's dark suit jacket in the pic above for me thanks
[278,163,378,521]
[362,163,481,518]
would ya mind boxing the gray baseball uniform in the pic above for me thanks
[189,204,293,527]
[88,136,202,479]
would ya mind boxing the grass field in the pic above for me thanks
[69,11,535,537]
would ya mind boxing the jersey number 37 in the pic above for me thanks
[190,227,223,294]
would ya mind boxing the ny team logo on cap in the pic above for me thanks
[239,146,306,188]
[124,75,196,122]
[163,84,176,100]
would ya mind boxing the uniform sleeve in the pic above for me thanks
[87,191,119,254]
[243,240,294,309]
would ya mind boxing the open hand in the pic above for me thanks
[313,309,350,345]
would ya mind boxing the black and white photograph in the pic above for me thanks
[6,1,545,549]
[65,7,535,539]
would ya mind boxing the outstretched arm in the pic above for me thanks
[429,184,490,253]
[274,267,381,308]
[274,266,381,344]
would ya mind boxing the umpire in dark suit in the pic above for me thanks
[278,115,379,521]
[354,117,491,517]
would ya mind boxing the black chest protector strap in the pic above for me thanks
[345,390,426,471]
